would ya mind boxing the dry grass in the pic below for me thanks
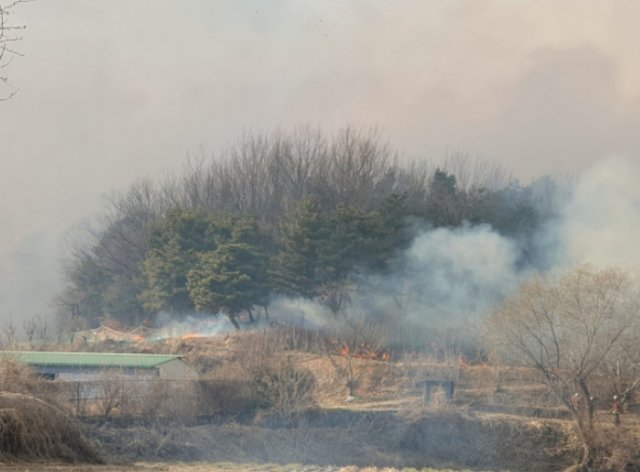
[0,357,44,395]
[5,330,635,470]
[0,359,101,464]
[85,407,572,471]
[0,392,102,463]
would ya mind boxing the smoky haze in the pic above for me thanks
[267,157,640,340]
[556,157,640,272]
[1,1,640,324]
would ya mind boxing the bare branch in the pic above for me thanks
[0,0,27,100]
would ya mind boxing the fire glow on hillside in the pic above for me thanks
[73,316,236,344]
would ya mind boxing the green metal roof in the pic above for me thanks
[0,351,181,369]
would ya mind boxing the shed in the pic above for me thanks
[0,351,198,381]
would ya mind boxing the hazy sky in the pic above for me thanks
[1,0,640,322]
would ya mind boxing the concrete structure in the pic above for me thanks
[423,379,455,404]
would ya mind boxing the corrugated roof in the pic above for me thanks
[0,351,181,369]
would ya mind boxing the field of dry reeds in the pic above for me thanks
[4,327,639,471]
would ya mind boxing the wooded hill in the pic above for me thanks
[57,126,557,331]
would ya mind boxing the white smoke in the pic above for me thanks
[401,224,521,324]
[555,156,640,273]
[267,296,335,328]
[139,156,638,339]
[266,157,640,334]
[150,313,235,341]
[265,224,522,332]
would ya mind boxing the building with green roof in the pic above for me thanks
[0,351,197,381]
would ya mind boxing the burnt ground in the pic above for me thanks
[84,408,574,472]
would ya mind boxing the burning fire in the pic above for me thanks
[337,343,391,361]
[181,332,206,341]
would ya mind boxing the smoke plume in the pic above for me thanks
[554,156,640,273]
[401,224,520,323]
[266,157,640,338]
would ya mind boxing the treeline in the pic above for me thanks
[57,126,555,329]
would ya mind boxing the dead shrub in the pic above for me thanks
[114,379,201,419]
[0,392,102,463]
[155,381,200,419]
[198,378,253,416]
[0,357,65,409]
[0,357,43,396]
[122,380,165,418]
[570,426,640,472]
[91,420,201,461]
[249,355,316,416]
[267,325,325,353]
[95,369,130,416]
[321,317,391,397]
[194,348,257,417]
[237,330,317,417]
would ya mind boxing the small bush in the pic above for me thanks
[249,355,316,416]
[198,378,253,416]
[236,329,317,417]
[0,357,43,396]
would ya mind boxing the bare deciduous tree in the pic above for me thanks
[0,0,26,101]
[486,265,640,471]
[97,369,128,416]
[21,318,36,347]
[1,320,17,348]
[21,315,50,347]
[324,126,396,210]
[442,152,512,193]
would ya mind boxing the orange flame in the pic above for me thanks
[181,332,205,340]
[335,343,391,362]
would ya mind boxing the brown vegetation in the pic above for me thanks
[86,408,571,471]
[0,358,102,463]
[4,323,640,470]
[0,392,102,463]
[64,329,574,470]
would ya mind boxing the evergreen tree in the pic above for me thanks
[187,240,269,329]
[271,197,329,298]
[425,168,463,227]
[140,210,220,314]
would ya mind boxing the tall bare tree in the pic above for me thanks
[486,265,640,471]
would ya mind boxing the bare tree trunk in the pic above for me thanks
[227,314,240,330]
[570,410,597,472]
